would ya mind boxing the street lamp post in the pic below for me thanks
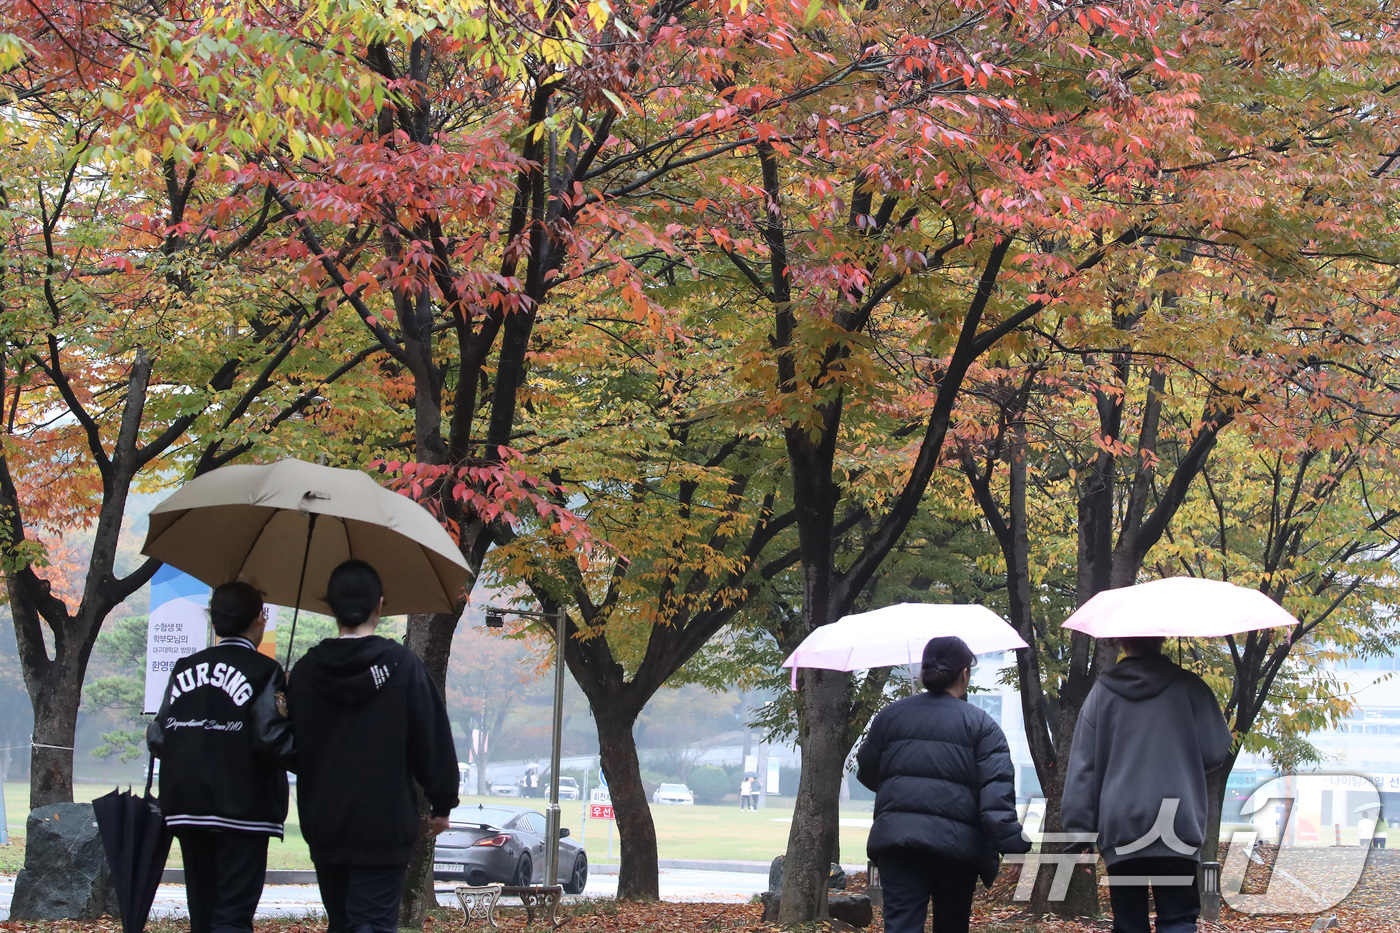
[485,603,568,886]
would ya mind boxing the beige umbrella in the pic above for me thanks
[142,458,471,660]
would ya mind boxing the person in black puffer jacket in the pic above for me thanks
[856,635,1030,933]
[289,560,459,933]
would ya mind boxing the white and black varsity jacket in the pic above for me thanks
[147,637,295,836]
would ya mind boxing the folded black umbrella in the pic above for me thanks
[93,759,172,933]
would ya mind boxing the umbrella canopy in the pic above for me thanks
[93,786,172,933]
[781,603,1028,687]
[142,458,471,617]
[1061,576,1298,639]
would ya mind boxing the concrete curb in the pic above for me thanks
[161,869,319,884]
[658,860,865,875]
[158,861,865,884]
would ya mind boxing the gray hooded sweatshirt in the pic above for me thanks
[1062,654,1233,865]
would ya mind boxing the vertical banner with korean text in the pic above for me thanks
[144,565,211,713]
[256,607,277,658]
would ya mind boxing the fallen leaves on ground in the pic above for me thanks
[5,850,1399,933]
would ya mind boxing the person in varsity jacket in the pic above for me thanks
[147,581,294,933]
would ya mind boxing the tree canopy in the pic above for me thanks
[3,0,1400,923]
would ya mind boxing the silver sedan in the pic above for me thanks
[432,804,590,894]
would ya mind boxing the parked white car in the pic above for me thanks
[652,783,694,805]
[551,777,580,800]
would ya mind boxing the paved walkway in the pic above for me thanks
[0,867,777,920]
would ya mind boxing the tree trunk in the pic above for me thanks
[1202,756,1237,863]
[777,668,849,923]
[1044,638,1111,919]
[399,804,436,929]
[400,611,458,927]
[476,744,491,796]
[596,708,658,900]
[28,668,82,809]
[1030,764,1100,917]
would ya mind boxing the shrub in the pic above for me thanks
[689,765,731,804]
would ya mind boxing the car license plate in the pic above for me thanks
[433,862,460,873]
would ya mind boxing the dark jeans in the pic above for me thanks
[877,851,979,933]
[1106,856,1200,933]
[315,862,409,933]
[177,829,269,933]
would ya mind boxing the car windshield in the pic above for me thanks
[558,778,576,786]
[448,806,520,828]
[658,784,688,793]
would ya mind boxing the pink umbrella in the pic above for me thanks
[1061,577,1298,639]
[781,603,1028,688]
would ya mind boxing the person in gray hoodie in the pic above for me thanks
[1062,636,1233,933]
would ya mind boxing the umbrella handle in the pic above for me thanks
[283,513,318,667]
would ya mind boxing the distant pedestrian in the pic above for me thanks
[1062,636,1233,933]
[739,776,751,810]
[856,636,1030,933]
[147,582,294,933]
[289,560,459,933]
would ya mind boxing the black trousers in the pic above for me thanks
[177,829,269,933]
[315,862,409,933]
[1105,856,1201,933]
[877,851,979,933]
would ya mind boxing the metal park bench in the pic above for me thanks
[456,883,564,928]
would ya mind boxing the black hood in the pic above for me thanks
[295,635,405,706]
[1098,654,1182,701]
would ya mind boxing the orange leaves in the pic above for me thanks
[374,453,607,560]
[685,105,743,136]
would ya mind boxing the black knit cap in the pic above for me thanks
[921,635,977,675]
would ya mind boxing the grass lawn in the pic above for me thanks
[638,797,872,863]
[3,783,872,873]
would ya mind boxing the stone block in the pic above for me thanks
[10,803,117,920]
[826,894,873,928]
[760,890,781,922]
[767,855,848,892]
[760,891,872,927]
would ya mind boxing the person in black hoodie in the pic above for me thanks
[1062,637,1233,933]
[856,636,1030,933]
[147,581,293,933]
[288,560,459,933]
